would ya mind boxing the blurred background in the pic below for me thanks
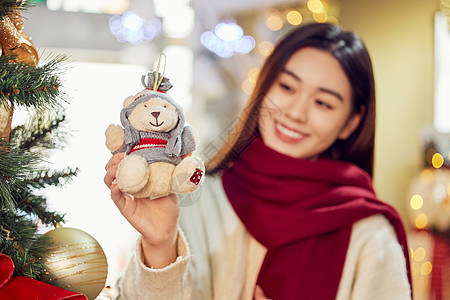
[14,0,450,298]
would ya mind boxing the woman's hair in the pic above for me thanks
[206,22,376,176]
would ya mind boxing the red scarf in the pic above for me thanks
[222,137,412,299]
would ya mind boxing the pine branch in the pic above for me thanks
[0,208,50,278]
[0,141,41,210]
[29,167,79,189]
[15,191,66,226]
[0,54,66,109]
[10,107,69,151]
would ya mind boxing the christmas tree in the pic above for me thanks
[0,0,78,280]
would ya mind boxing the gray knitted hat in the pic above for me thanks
[120,72,185,158]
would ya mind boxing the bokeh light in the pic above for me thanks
[286,10,303,26]
[420,168,434,185]
[313,11,328,23]
[258,41,274,56]
[307,0,324,13]
[266,15,283,31]
[327,16,339,24]
[415,213,428,229]
[413,247,426,261]
[109,11,161,44]
[432,153,444,168]
[215,23,244,42]
[410,194,424,210]
[248,68,260,83]
[242,79,255,95]
[200,21,255,58]
[420,261,432,276]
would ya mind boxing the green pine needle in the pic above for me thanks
[0,141,42,209]
[0,54,67,109]
[10,107,69,151]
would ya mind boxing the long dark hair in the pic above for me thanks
[207,23,376,176]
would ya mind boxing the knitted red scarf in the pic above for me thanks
[222,137,412,299]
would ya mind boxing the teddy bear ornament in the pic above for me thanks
[105,64,204,199]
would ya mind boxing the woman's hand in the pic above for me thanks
[104,153,180,268]
[254,286,271,300]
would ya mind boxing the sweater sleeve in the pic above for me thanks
[179,126,197,157]
[117,229,200,300]
[349,215,411,300]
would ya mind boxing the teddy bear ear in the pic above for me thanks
[123,96,135,107]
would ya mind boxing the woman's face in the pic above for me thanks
[258,47,361,160]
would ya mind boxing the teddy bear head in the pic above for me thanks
[120,72,186,157]
[125,96,179,133]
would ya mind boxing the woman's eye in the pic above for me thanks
[144,105,147,108]
[315,100,333,109]
[279,83,294,92]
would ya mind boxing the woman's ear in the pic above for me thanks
[338,106,366,140]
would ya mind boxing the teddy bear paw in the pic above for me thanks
[105,124,125,153]
[116,155,149,194]
[171,156,205,194]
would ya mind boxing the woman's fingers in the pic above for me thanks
[104,152,125,187]
[105,152,125,171]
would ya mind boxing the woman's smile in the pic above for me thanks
[274,120,306,143]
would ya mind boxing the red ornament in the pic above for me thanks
[0,253,86,300]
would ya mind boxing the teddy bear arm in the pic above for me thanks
[105,124,125,153]
[179,126,198,157]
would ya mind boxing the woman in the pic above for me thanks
[104,23,412,299]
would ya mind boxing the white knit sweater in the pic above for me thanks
[118,176,411,299]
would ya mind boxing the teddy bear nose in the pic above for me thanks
[151,112,160,119]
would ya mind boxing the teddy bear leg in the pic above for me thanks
[171,156,205,194]
[116,155,149,194]
[133,162,175,199]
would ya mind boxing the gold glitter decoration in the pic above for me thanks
[0,10,38,65]
[40,227,108,300]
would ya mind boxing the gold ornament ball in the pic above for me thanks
[40,227,108,300]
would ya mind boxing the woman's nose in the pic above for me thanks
[285,97,308,123]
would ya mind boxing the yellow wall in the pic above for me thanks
[338,0,440,219]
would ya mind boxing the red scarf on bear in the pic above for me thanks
[222,137,412,299]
